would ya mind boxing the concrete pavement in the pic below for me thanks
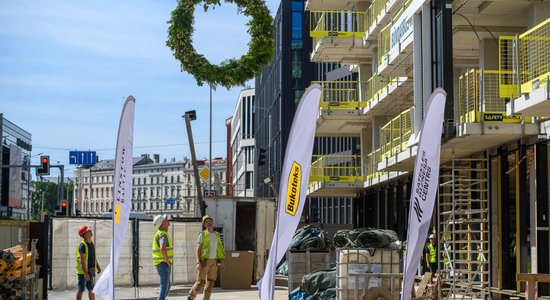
[48,284,288,299]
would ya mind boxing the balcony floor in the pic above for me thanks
[363,78,413,117]
[316,111,369,136]
[377,122,539,172]
[311,38,373,64]
[507,84,550,117]
[308,181,364,197]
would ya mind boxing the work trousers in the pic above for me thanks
[188,259,218,300]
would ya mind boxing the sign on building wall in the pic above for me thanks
[8,145,22,208]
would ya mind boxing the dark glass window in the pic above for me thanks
[291,1,302,11]
[292,12,302,40]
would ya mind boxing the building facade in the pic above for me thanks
[254,0,316,198]
[0,113,32,219]
[306,0,550,297]
[230,89,256,197]
[73,155,226,218]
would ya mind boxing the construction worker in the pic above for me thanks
[188,215,226,300]
[152,214,173,300]
[425,234,438,273]
[76,225,101,300]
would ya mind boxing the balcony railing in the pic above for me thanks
[376,0,411,68]
[379,107,414,161]
[310,10,368,39]
[367,0,389,31]
[365,149,385,181]
[459,69,531,123]
[499,18,550,97]
[364,75,408,108]
[309,154,364,184]
[314,80,367,110]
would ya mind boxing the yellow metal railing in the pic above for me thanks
[365,149,387,181]
[364,75,408,108]
[519,18,550,94]
[379,107,414,160]
[378,23,391,66]
[314,81,367,110]
[309,154,364,184]
[310,10,367,38]
[377,0,411,66]
[367,0,389,31]
[459,69,529,123]
[499,18,550,97]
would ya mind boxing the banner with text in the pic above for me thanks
[93,96,135,299]
[401,88,447,300]
[258,84,321,300]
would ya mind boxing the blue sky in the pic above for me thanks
[0,0,280,176]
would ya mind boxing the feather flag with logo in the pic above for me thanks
[258,84,321,299]
[93,96,135,299]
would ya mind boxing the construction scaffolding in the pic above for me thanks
[438,154,490,299]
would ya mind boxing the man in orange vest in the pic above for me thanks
[76,225,101,300]
[188,215,226,300]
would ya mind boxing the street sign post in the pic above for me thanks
[199,166,209,182]
[69,151,97,165]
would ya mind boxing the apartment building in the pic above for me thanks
[73,155,227,218]
[306,0,550,297]
[229,88,256,197]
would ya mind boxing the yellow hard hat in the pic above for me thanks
[202,215,213,224]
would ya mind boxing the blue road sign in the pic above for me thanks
[165,198,176,205]
[69,151,97,165]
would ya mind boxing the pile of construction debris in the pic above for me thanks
[0,245,37,300]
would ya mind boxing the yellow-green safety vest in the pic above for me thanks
[152,230,173,266]
[76,240,95,275]
[427,243,437,263]
[200,230,226,260]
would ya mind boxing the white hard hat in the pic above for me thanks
[153,214,167,229]
[429,234,436,239]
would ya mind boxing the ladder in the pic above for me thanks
[438,155,490,300]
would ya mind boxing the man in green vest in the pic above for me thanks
[424,234,438,273]
[76,225,101,300]
[152,214,173,300]
[188,215,226,300]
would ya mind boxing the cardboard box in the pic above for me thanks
[221,250,255,289]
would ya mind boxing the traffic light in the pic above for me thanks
[258,148,266,166]
[61,200,67,216]
[37,155,50,175]
[312,208,319,223]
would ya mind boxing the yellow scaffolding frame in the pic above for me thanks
[379,107,413,161]
[459,69,531,124]
[313,80,367,110]
[367,0,389,31]
[499,18,550,97]
[310,10,367,38]
[309,154,364,184]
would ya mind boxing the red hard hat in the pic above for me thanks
[78,226,90,237]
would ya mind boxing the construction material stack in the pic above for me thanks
[0,240,39,300]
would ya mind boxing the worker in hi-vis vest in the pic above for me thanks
[152,214,173,300]
[425,234,438,273]
[188,215,226,300]
[76,225,101,300]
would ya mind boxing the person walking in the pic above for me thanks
[152,214,173,300]
[425,234,438,273]
[188,215,226,300]
[76,225,101,300]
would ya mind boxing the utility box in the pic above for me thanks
[287,250,333,291]
[220,251,255,289]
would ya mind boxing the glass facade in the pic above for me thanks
[0,114,32,219]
